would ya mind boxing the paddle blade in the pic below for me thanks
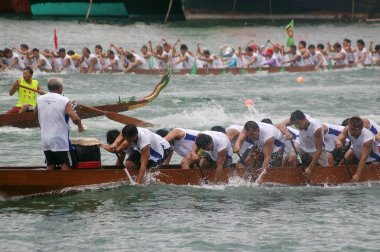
[105,112,154,127]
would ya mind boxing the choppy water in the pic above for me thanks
[0,18,380,251]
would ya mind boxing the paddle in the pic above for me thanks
[18,84,153,127]
[197,148,209,184]
[79,104,153,127]
[340,142,352,179]
[115,151,136,185]
[290,139,310,183]
[290,139,303,169]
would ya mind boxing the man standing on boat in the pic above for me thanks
[7,67,43,114]
[277,110,328,176]
[336,117,380,182]
[35,77,84,170]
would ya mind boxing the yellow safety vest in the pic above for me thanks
[16,78,39,107]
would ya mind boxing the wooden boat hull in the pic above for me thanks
[1,164,380,198]
[0,70,171,128]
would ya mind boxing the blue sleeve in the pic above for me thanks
[227,58,237,68]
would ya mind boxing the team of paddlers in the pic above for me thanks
[1,38,380,73]
[3,38,380,185]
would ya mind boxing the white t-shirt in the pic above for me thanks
[132,128,166,162]
[252,122,285,153]
[201,130,232,161]
[226,125,253,155]
[349,128,380,163]
[37,92,70,151]
[172,128,200,157]
[323,123,345,152]
[298,115,324,153]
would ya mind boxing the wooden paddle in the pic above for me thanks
[340,143,353,179]
[19,84,153,127]
[290,139,310,184]
[197,148,209,184]
[115,151,136,185]
[79,104,153,127]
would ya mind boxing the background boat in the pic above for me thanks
[1,0,379,21]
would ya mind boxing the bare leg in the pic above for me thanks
[61,163,71,170]
[181,154,198,169]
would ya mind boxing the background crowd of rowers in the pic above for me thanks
[1,38,380,73]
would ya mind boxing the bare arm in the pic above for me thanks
[276,119,293,140]
[335,126,348,148]
[65,102,84,132]
[9,79,19,96]
[233,129,247,153]
[261,137,275,170]
[352,140,373,182]
[136,145,150,184]
[213,148,227,183]
[306,128,323,172]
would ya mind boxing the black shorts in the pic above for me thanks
[127,148,171,169]
[44,151,73,167]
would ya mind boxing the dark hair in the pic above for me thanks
[126,53,134,60]
[290,110,306,124]
[20,44,29,49]
[203,50,210,56]
[3,48,12,54]
[23,66,33,75]
[299,40,306,48]
[95,45,103,50]
[122,124,138,138]
[58,48,66,53]
[195,134,213,149]
[333,42,341,49]
[341,118,350,127]
[107,50,114,55]
[308,44,315,49]
[317,43,324,50]
[156,129,169,138]
[83,47,91,54]
[261,118,273,125]
[375,45,380,51]
[357,39,365,46]
[244,121,259,131]
[180,44,188,51]
[32,48,39,52]
[343,38,351,44]
[106,129,120,145]
[290,45,297,50]
[348,116,363,130]
[141,45,148,50]
[245,46,253,52]
[67,50,75,55]
[210,126,226,134]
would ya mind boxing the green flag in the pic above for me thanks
[285,20,295,47]
[148,57,155,69]
[191,62,197,75]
